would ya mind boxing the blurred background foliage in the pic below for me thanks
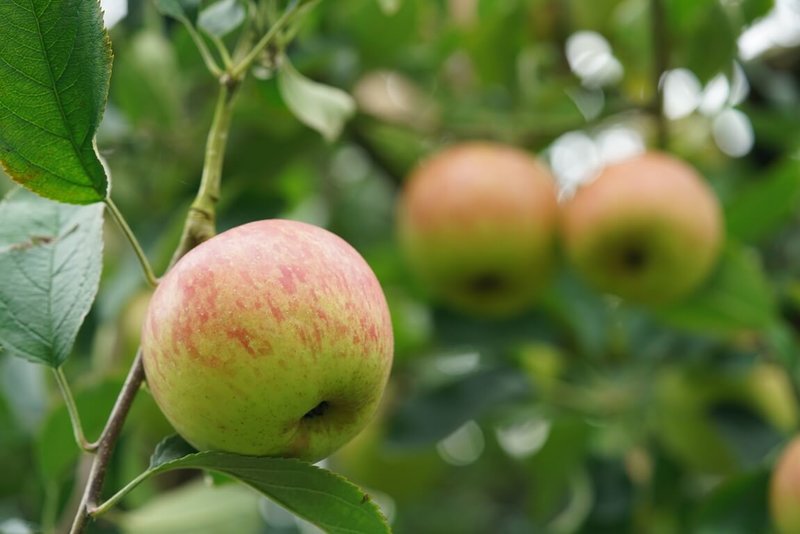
[2,0,800,532]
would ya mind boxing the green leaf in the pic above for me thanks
[691,4,737,82]
[725,158,800,243]
[693,469,771,534]
[387,366,532,448]
[0,189,104,367]
[664,0,706,32]
[710,404,784,470]
[198,0,246,37]
[541,270,612,360]
[154,0,202,20]
[277,58,356,142]
[656,243,777,333]
[128,436,390,534]
[764,321,798,370]
[149,434,197,467]
[740,0,773,26]
[526,417,592,522]
[0,0,111,204]
[667,0,737,82]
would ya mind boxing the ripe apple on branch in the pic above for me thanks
[142,220,394,462]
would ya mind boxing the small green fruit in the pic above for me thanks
[141,220,394,462]
[561,152,723,306]
[397,142,559,316]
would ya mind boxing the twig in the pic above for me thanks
[53,368,98,452]
[64,1,317,528]
[104,198,159,288]
[210,34,235,70]
[90,470,152,518]
[68,39,248,534]
[229,1,314,80]
[650,0,669,149]
[180,17,224,77]
[168,78,240,265]
[68,350,145,534]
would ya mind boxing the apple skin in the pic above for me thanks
[141,220,394,462]
[561,152,724,306]
[772,437,800,534]
[397,142,559,316]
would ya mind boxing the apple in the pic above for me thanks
[397,142,559,316]
[771,437,800,534]
[140,220,394,462]
[561,151,724,306]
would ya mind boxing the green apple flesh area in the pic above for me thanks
[772,437,800,534]
[562,152,723,306]
[141,220,394,462]
[398,142,559,316]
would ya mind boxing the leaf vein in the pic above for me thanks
[0,292,52,349]
[0,98,70,140]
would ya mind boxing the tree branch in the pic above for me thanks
[229,0,314,80]
[168,78,240,265]
[650,0,669,149]
[68,349,145,534]
[67,42,247,534]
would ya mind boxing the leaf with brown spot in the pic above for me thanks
[0,189,104,367]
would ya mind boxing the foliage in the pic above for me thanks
[1,0,799,533]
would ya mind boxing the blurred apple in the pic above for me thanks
[771,436,800,534]
[397,142,559,316]
[561,152,723,306]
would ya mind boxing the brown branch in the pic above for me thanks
[68,349,145,534]
[67,74,242,534]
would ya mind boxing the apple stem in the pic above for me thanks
[650,0,669,149]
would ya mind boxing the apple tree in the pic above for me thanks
[1,0,800,533]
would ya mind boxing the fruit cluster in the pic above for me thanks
[138,142,727,467]
[398,142,724,315]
